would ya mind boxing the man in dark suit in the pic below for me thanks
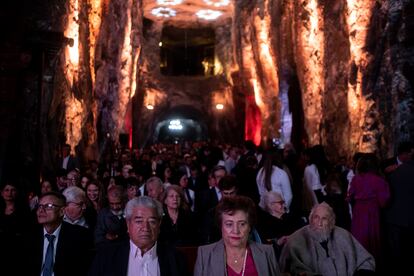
[385,160,414,274]
[89,196,188,276]
[382,141,414,176]
[25,192,93,276]
[58,144,80,173]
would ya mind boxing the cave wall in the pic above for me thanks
[233,0,414,161]
[1,0,413,185]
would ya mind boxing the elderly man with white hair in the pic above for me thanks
[89,196,189,276]
[62,186,90,228]
[279,202,375,276]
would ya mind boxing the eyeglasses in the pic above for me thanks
[37,203,63,211]
[67,202,83,208]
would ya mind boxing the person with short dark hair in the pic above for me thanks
[89,196,189,276]
[195,195,280,276]
[25,191,93,276]
[94,185,128,247]
[382,141,414,175]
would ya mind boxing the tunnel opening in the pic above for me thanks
[152,105,208,143]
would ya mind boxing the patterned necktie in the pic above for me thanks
[43,234,55,276]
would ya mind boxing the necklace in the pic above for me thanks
[227,248,248,276]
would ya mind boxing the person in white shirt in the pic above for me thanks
[256,150,292,212]
[89,196,189,276]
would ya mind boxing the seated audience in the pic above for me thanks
[89,196,189,276]
[86,180,104,212]
[176,171,195,211]
[256,191,305,257]
[0,182,31,275]
[279,202,375,276]
[94,185,128,248]
[146,176,165,202]
[194,195,281,276]
[159,185,196,246]
[25,192,93,276]
[199,175,239,245]
[62,186,95,229]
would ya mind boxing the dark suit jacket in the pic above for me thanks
[59,155,80,172]
[194,187,219,216]
[88,241,189,276]
[385,160,414,227]
[24,222,94,276]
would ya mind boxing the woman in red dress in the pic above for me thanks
[347,153,390,264]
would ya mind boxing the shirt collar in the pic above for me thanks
[130,240,157,260]
[63,215,88,227]
[43,223,62,238]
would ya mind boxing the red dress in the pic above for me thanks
[226,248,258,276]
[347,172,390,261]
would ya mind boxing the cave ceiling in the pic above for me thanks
[143,0,234,28]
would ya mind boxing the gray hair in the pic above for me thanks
[309,202,336,225]
[62,186,86,203]
[262,191,284,211]
[124,196,163,220]
[145,176,163,188]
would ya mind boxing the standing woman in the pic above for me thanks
[256,149,292,212]
[194,195,280,276]
[347,153,390,265]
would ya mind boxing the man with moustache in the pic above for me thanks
[279,202,375,276]
[89,196,188,276]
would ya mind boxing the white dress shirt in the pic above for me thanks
[62,156,70,170]
[256,165,293,211]
[127,241,160,276]
[42,225,62,276]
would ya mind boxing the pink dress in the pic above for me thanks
[227,248,258,276]
[347,172,390,261]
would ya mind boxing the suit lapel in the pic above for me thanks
[211,240,226,275]
[250,242,268,276]
[119,242,130,276]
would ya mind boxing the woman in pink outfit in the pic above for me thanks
[347,153,390,264]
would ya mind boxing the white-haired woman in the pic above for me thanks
[256,191,305,257]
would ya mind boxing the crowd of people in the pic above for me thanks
[0,139,413,275]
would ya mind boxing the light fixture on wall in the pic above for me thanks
[196,9,222,20]
[151,7,177,18]
[157,0,182,5]
[216,103,224,110]
[203,0,230,7]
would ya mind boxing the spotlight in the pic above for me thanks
[146,104,154,110]
[159,42,163,47]
[216,103,224,110]
[168,119,183,130]
[196,9,222,20]
[151,7,177,18]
